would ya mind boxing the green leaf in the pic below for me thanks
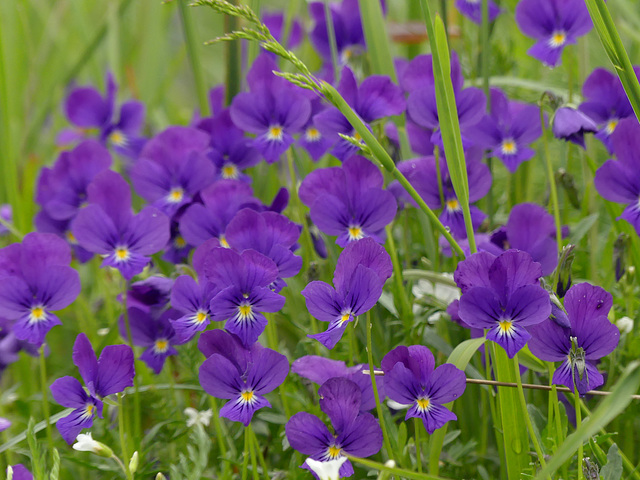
[534,361,640,480]
[569,213,599,244]
[517,345,547,373]
[601,444,623,480]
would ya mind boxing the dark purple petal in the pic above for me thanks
[426,364,466,404]
[338,412,382,457]
[86,170,132,232]
[117,101,145,134]
[72,333,98,390]
[486,322,531,358]
[342,264,384,316]
[55,406,96,445]
[34,266,81,311]
[219,392,270,426]
[64,87,110,128]
[247,347,289,395]
[504,285,551,326]
[410,403,457,434]
[94,344,135,397]
[197,329,250,372]
[356,75,406,122]
[318,378,361,432]
[199,353,243,399]
[100,250,150,281]
[50,376,90,409]
[594,160,640,204]
[125,207,170,255]
[458,286,503,329]
[528,318,571,361]
[302,281,343,323]
[71,204,118,254]
[489,250,543,303]
[0,275,31,318]
[119,308,156,347]
[564,283,612,332]
[292,356,350,385]
[384,362,420,405]
[308,318,350,350]
[286,412,333,456]
[334,237,393,291]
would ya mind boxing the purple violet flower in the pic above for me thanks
[34,211,93,263]
[196,110,261,182]
[395,149,491,239]
[292,355,383,411]
[262,11,304,50]
[179,180,262,247]
[455,0,501,24]
[286,377,383,477]
[302,238,392,349]
[297,98,334,161]
[59,72,146,158]
[198,330,289,425]
[594,118,640,235]
[37,140,112,221]
[455,250,552,358]
[579,67,640,151]
[314,66,405,161]
[131,126,216,216]
[381,345,466,434]
[230,54,311,163]
[71,170,170,280]
[299,155,397,247]
[467,88,542,173]
[7,465,33,480]
[528,283,619,395]
[202,248,285,346]
[490,203,559,276]
[50,333,134,444]
[0,233,81,345]
[119,307,184,374]
[552,106,598,148]
[515,0,593,68]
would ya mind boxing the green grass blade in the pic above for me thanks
[534,361,640,480]
[179,0,209,115]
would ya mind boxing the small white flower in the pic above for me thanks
[73,433,114,457]
[305,457,348,480]
[184,407,213,427]
[412,276,460,305]
[617,316,633,334]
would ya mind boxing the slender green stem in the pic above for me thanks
[513,355,547,471]
[39,346,54,452]
[575,387,583,480]
[0,217,22,240]
[247,425,259,480]
[480,0,490,98]
[323,0,340,82]
[385,224,412,329]
[178,0,209,115]
[209,396,231,458]
[366,311,394,461]
[121,281,141,444]
[287,150,316,274]
[224,2,241,105]
[249,427,269,480]
[111,455,129,478]
[415,418,422,473]
[118,393,133,480]
[434,146,446,211]
[242,427,250,480]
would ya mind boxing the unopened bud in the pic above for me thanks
[129,451,139,473]
[156,473,167,480]
[73,433,114,458]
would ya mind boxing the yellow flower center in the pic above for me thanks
[499,320,513,333]
[221,163,239,179]
[83,403,95,419]
[174,236,187,248]
[267,125,284,141]
[348,225,364,241]
[65,230,77,244]
[238,304,253,318]
[115,247,130,261]
[109,130,126,146]
[168,187,184,203]
[605,119,619,135]
[416,397,430,410]
[30,306,46,322]
[195,311,208,324]
[353,131,363,142]
[501,139,517,155]
[328,445,342,459]
[446,199,460,211]
[241,390,254,402]
[305,127,321,142]
[155,339,169,353]
[219,235,230,248]
[340,312,351,324]
[549,31,567,47]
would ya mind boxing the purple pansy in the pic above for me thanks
[455,0,501,24]
[197,110,261,182]
[125,276,174,315]
[198,330,289,426]
[467,88,542,173]
[7,465,33,480]
[71,170,170,280]
[230,54,311,163]
[224,208,302,291]
[179,180,261,247]
[286,377,382,478]
[515,0,593,68]
[119,307,184,374]
[490,203,558,276]
[59,72,146,158]
[381,345,466,434]
[578,67,640,152]
[202,247,285,346]
[0,233,81,345]
[131,126,216,216]
[314,66,405,161]
[594,119,640,235]
[403,53,486,149]
[455,250,552,358]
[298,98,334,161]
[395,149,491,239]
[34,211,93,263]
[50,333,134,444]
[528,283,619,395]
[299,155,397,247]
[552,107,598,148]
[292,355,383,411]
[37,140,112,221]
[262,11,304,49]
[302,238,392,349]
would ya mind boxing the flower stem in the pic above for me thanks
[118,393,133,480]
[249,427,269,480]
[247,424,259,480]
[323,0,340,83]
[178,0,209,115]
[513,355,547,471]
[574,386,583,480]
[385,224,413,330]
[366,311,394,461]
[120,280,141,445]
[39,346,54,452]
[241,427,250,480]
[414,418,422,473]
[111,454,129,478]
